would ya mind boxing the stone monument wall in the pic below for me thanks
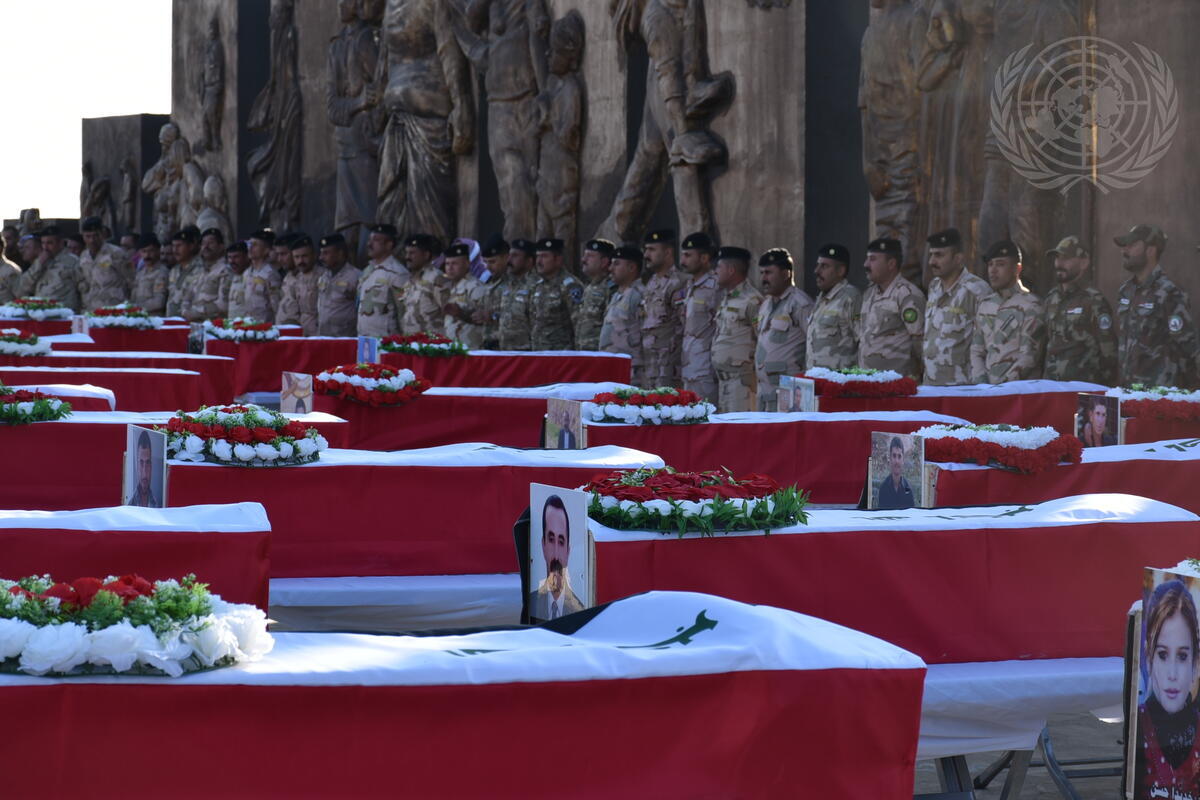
[80,113,169,236]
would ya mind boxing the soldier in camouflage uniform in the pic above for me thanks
[499,239,536,350]
[970,241,1045,384]
[277,235,321,335]
[679,232,720,402]
[223,241,250,319]
[1042,236,1117,385]
[442,242,488,348]
[478,236,510,349]
[78,216,130,309]
[858,237,924,378]
[167,228,204,319]
[923,228,992,385]
[357,223,411,338]
[400,234,448,336]
[21,226,82,310]
[711,246,764,412]
[529,238,582,350]
[639,229,686,388]
[0,243,19,304]
[576,239,615,351]
[806,243,861,370]
[243,229,283,323]
[600,245,646,386]
[316,233,362,337]
[186,228,233,321]
[1113,225,1199,388]
[754,247,813,411]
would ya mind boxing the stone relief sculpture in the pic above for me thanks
[18,209,42,237]
[142,122,190,244]
[119,157,138,235]
[453,0,549,241]
[179,145,206,230]
[196,175,234,243]
[328,0,385,254]
[370,0,475,244]
[247,0,303,233]
[80,162,93,219]
[535,11,584,258]
[599,0,733,243]
[199,15,226,152]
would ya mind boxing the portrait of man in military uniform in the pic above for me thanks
[869,433,923,511]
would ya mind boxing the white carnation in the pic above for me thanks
[296,437,317,457]
[0,617,36,659]
[255,443,279,461]
[184,434,205,454]
[277,441,294,460]
[233,443,257,461]
[19,622,90,675]
[315,435,329,451]
[87,621,158,672]
[182,617,240,667]
[211,600,274,660]
[136,631,194,678]
[211,439,234,461]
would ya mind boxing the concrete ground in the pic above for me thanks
[914,711,1127,799]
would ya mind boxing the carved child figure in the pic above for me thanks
[535,11,584,259]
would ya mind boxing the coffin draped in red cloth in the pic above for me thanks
[56,326,190,353]
[1122,416,1200,444]
[2,383,114,411]
[206,337,358,395]
[0,351,234,405]
[0,504,270,609]
[0,366,203,411]
[167,445,664,577]
[380,349,631,387]
[0,319,72,336]
[592,495,1200,663]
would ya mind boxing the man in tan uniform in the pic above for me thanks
[167,228,204,318]
[530,238,583,350]
[243,229,283,323]
[500,239,536,350]
[316,233,362,337]
[186,228,233,321]
[639,228,686,387]
[754,247,813,411]
[277,234,321,335]
[224,241,251,319]
[923,227,992,385]
[400,234,447,336]
[806,243,861,370]
[711,246,764,412]
[575,239,614,351]
[78,216,130,309]
[0,235,22,303]
[21,226,82,311]
[357,223,411,337]
[442,242,488,348]
[857,237,925,379]
[970,240,1045,384]
[599,245,646,386]
[478,236,510,349]
[679,232,720,402]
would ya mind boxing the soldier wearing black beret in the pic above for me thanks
[577,238,616,350]
[317,232,362,337]
[680,231,720,401]
[754,247,814,410]
[807,242,862,372]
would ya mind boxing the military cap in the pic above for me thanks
[40,225,62,237]
[368,223,398,241]
[1046,235,1088,259]
[225,241,248,254]
[643,228,675,245]
[1114,224,1167,251]
[138,233,161,249]
[758,247,794,269]
[172,228,199,244]
[983,239,1022,263]
[817,243,850,265]
[510,238,537,255]
[67,233,84,245]
[444,242,471,258]
[680,232,714,252]
[200,227,225,243]
[926,228,963,249]
[319,233,346,249]
[80,216,104,233]
[250,228,276,244]
[536,237,564,253]
[404,232,438,251]
[612,245,644,265]
[274,232,297,248]
[866,237,903,261]
[585,238,616,257]
[289,234,314,250]
[481,234,509,258]
[181,224,201,237]
[716,245,752,263]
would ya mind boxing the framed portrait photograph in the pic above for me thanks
[527,483,593,623]
[356,336,379,364]
[545,398,586,450]
[123,425,168,508]
[1076,393,1121,448]
[280,371,313,414]
[867,432,924,510]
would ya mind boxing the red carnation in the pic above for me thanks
[71,577,103,608]
[227,426,253,444]
[42,582,80,608]
[252,426,278,444]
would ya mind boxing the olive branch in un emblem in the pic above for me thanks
[990,39,1179,194]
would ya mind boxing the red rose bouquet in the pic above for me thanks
[314,362,428,407]
[381,332,468,357]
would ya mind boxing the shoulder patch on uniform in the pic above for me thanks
[902,307,918,324]
[1169,314,1184,333]
[1098,313,1112,331]
[569,286,583,304]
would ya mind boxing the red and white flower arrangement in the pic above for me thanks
[204,317,280,342]
[86,303,162,329]
[0,327,51,357]
[583,467,808,536]
[1107,385,1200,422]
[161,404,328,467]
[0,385,71,424]
[0,573,272,677]
[0,297,73,321]
[802,367,918,398]
[381,332,468,357]
[314,362,428,407]
[583,387,716,425]
[915,423,1083,474]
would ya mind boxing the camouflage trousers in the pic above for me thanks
[641,349,681,389]
[755,371,782,412]
[714,365,755,413]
